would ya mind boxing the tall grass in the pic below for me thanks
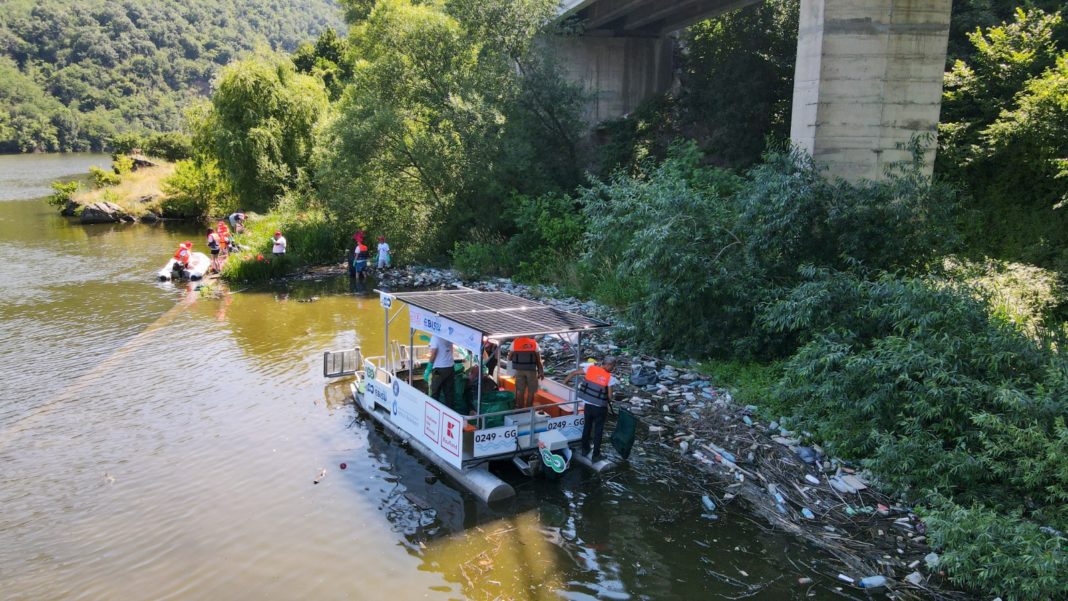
[73,163,176,218]
[220,209,345,282]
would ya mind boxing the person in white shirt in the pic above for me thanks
[376,236,391,269]
[427,335,456,408]
[272,231,287,256]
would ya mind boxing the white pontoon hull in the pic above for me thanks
[158,252,211,281]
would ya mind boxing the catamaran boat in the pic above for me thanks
[323,289,615,502]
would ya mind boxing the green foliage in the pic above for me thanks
[0,0,343,153]
[938,8,1068,272]
[221,208,344,282]
[923,499,1068,601]
[161,158,234,217]
[88,165,120,188]
[682,0,799,167]
[697,359,782,407]
[452,240,510,279]
[579,142,956,356]
[113,154,133,175]
[319,0,582,261]
[759,266,1068,599]
[206,53,328,211]
[46,180,79,207]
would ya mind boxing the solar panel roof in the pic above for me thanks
[389,290,610,337]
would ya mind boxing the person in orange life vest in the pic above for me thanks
[564,356,619,462]
[216,221,231,258]
[172,241,192,277]
[507,337,543,408]
[206,228,222,273]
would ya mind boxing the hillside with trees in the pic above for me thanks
[0,0,342,153]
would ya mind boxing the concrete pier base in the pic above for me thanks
[788,0,952,181]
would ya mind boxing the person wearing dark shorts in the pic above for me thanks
[206,228,221,273]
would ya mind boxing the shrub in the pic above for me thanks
[88,165,120,188]
[161,159,234,218]
[761,267,1068,599]
[922,498,1068,601]
[47,180,79,207]
[220,208,344,282]
[113,154,133,175]
[453,240,511,279]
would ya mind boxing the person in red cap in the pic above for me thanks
[271,230,286,257]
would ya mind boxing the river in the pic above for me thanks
[0,154,861,600]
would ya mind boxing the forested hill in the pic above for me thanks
[0,0,343,153]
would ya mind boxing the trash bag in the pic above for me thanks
[630,366,658,386]
[610,408,638,460]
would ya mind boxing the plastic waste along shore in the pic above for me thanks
[858,576,887,589]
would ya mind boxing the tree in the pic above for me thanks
[207,53,328,211]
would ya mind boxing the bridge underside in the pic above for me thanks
[561,0,761,37]
[556,0,953,181]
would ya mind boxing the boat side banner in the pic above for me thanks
[365,374,465,469]
[409,307,482,354]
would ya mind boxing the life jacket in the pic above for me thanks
[173,245,190,266]
[511,337,538,369]
[217,222,230,239]
[207,233,220,250]
[356,244,369,260]
[577,365,611,407]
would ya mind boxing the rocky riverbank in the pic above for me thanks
[346,265,966,599]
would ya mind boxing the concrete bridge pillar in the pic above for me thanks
[789,0,952,181]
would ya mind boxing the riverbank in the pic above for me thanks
[346,265,969,599]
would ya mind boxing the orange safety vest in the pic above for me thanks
[173,245,190,266]
[217,222,230,238]
[577,365,611,406]
[511,337,538,369]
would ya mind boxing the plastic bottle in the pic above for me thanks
[801,507,815,519]
[858,576,887,589]
[701,495,716,512]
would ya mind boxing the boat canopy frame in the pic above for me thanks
[375,288,611,416]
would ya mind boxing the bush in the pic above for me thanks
[220,208,344,282]
[453,240,511,279]
[760,268,1068,599]
[161,159,234,218]
[88,165,120,188]
[47,180,79,207]
[923,498,1068,601]
[576,141,956,357]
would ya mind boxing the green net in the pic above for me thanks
[610,408,638,460]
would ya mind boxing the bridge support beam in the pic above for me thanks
[554,36,674,124]
[789,0,952,181]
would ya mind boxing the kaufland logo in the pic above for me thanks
[440,415,460,457]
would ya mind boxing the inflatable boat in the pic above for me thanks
[158,252,211,281]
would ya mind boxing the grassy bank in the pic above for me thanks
[72,162,175,218]
[219,208,346,282]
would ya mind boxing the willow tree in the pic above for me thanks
[207,53,329,212]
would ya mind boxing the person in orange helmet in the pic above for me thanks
[508,337,544,409]
[564,356,619,462]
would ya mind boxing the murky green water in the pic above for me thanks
[0,155,860,600]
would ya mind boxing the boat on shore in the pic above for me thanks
[324,288,616,502]
[157,251,211,281]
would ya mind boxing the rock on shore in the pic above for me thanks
[78,201,135,224]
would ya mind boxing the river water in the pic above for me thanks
[0,154,858,600]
